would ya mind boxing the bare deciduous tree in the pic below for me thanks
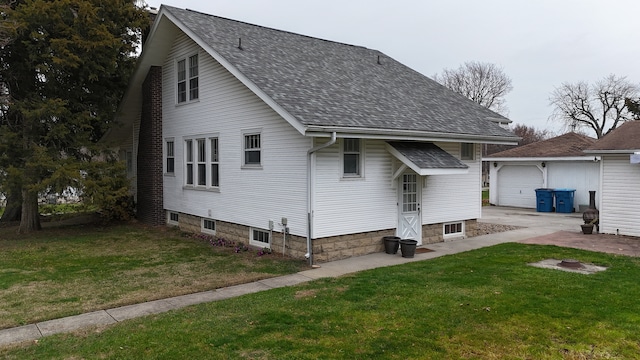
[549,74,640,139]
[433,61,513,115]
[485,124,550,155]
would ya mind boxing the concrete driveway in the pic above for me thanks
[481,206,640,257]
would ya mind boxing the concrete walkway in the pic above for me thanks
[0,207,594,348]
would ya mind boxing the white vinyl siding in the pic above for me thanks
[162,33,308,236]
[422,142,481,224]
[313,139,397,238]
[599,155,640,237]
[547,161,600,208]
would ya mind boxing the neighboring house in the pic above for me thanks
[103,6,518,263]
[584,121,640,237]
[485,133,599,210]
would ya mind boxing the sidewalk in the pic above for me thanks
[0,207,602,348]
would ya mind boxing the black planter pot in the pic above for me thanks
[383,236,401,254]
[581,224,594,234]
[399,239,418,258]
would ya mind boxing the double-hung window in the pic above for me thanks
[177,54,199,103]
[165,139,175,174]
[184,135,219,189]
[461,143,474,160]
[343,138,362,177]
[197,139,207,186]
[211,137,219,187]
[243,132,261,167]
[185,139,194,185]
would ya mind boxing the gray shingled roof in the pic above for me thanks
[165,6,516,139]
[387,142,468,169]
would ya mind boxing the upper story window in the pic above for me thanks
[461,143,474,160]
[165,139,175,174]
[177,54,199,104]
[243,132,261,168]
[184,135,219,189]
[342,138,362,177]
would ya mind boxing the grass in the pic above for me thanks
[2,243,640,359]
[482,189,490,205]
[0,221,308,329]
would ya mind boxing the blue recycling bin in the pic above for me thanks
[554,188,576,213]
[535,188,554,212]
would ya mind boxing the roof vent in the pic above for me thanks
[377,55,381,65]
[238,38,243,50]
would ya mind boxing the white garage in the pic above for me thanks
[495,165,543,208]
[486,133,599,210]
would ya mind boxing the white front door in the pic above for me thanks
[398,172,422,244]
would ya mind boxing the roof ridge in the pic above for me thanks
[177,6,374,52]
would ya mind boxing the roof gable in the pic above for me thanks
[586,121,640,153]
[487,132,596,158]
[160,6,516,141]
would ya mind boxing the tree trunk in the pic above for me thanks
[0,188,22,222]
[18,189,41,233]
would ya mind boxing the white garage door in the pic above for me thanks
[497,165,543,208]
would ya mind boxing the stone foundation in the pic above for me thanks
[169,211,479,263]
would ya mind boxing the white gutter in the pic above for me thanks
[304,126,519,145]
[306,132,337,266]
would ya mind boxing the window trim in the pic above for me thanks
[341,138,364,179]
[176,53,199,104]
[165,138,175,175]
[184,134,220,190]
[167,211,179,226]
[249,227,271,248]
[210,137,220,187]
[242,129,262,169]
[201,218,216,235]
[185,139,194,185]
[461,143,474,160]
[443,222,464,239]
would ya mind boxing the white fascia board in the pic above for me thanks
[386,144,469,176]
[583,149,640,154]
[484,156,597,162]
[161,9,307,136]
[305,126,519,144]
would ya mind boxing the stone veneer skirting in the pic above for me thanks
[171,211,480,263]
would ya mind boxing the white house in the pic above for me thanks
[103,6,518,263]
[486,132,599,211]
[584,121,640,237]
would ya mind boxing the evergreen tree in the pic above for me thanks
[0,0,148,232]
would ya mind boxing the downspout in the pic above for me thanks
[306,132,337,266]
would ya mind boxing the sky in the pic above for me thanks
[145,0,640,136]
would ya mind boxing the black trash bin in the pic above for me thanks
[399,239,418,258]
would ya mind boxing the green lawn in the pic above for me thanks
[482,189,490,205]
[2,243,639,359]
[0,221,307,329]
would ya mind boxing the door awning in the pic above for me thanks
[386,141,469,176]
